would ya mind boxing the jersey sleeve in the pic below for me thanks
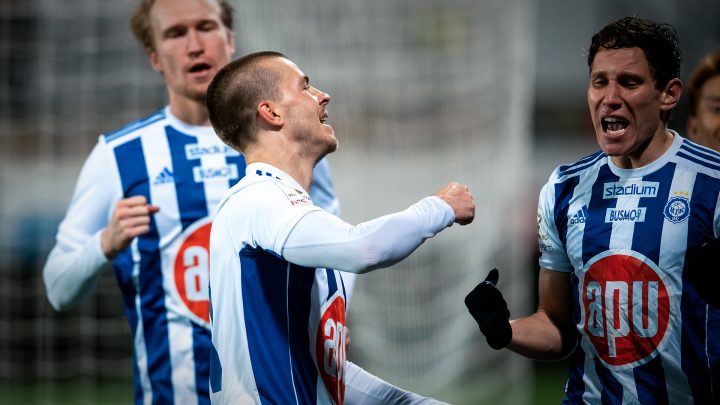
[42,139,121,310]
[282,196,455,274]
[344,361,449,404]
[225,180,325,255]
[537,176,573,272]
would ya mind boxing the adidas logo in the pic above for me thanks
[153,167,174,185]
[570,206,589,225]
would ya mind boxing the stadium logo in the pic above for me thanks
[185,143,240,159]
[663,193,690,223]
[603,181,659,199]
[604,207,646,223]
[316,294,347,405]
[172,219,212,327]
[569,206,590,225]
[580,251,670,368]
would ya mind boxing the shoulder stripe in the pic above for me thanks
[680,141,720,165]
[558,151,605,177]
[103,109,166,143]
[677,151,720,172]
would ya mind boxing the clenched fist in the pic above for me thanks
[434,182,475,225]
[101,196,160,260]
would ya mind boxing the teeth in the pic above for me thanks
[604,117,622,123]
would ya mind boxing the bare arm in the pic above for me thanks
[507,267,575,361]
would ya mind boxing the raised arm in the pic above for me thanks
[282,182,474,273]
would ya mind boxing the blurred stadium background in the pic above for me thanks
[0,0,718,403]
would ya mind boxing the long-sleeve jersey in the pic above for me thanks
[42,107,341,405]
[209,162,454,404]
[537,132,720,404]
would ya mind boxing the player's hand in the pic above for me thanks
[685,237,720,307]
[434,182,474,225]
[101,196,160,260]
[465,269,512,349]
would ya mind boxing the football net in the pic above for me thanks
[0,0,537,403]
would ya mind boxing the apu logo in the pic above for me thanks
[581,253,669,367]
[315,295,347,405]
[173,220,212,326]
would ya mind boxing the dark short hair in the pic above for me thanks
[207,51,286,151]
[587,16,681,90]
[687,52,720,117]
[130,0,234,51]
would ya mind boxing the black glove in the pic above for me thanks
[685,237,720,307]
[464,268,512,349]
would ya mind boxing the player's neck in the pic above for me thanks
[246,152,315,192]
[168,97,211,127]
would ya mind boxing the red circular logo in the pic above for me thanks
[315,295,346,405]
[581,253,669,367]
[174,221,212,326]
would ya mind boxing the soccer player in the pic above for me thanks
[687,51,720,151]
[41,1,342,404]
[465,16,720,403]
[205,51,475,404]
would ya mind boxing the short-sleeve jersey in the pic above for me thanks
[209,163,349,405]
[537,132,720,404]
[96,108,338,405]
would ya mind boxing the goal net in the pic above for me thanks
[0,0,537,403]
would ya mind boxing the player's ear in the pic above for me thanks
[660,78,682,111]
[257,100,283,127]
[147,48,162,73]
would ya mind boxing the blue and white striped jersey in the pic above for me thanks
[209,163,350,405]
[537,132,720,404]
[208,162,457,405]
[44,107,340,405]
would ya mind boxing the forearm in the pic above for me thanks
[283,196,454,273]
[43,230,109,311]
[507,311,574,361]
[344,362,448,405]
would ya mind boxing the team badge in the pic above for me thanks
[663,193,690,224]
[580,251,670,368]
[171,219,212,327]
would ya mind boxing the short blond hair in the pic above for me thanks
[130,0,234,51]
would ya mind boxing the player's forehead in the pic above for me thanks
[590,47,652,78]
[149,0,223,32]
[271,57,307,86]
[700,75,720,98]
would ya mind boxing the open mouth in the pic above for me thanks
[320,113,328,124]
[189,63,211,73]
[601,117,629,135]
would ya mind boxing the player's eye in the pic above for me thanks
[591,78,607,88]
[198,21,218,32]
[165,27,186,39]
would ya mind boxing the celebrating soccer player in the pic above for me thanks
[205,51,474,404]
[465,16,720,404]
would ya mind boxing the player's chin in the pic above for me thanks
[325,139,338,154]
